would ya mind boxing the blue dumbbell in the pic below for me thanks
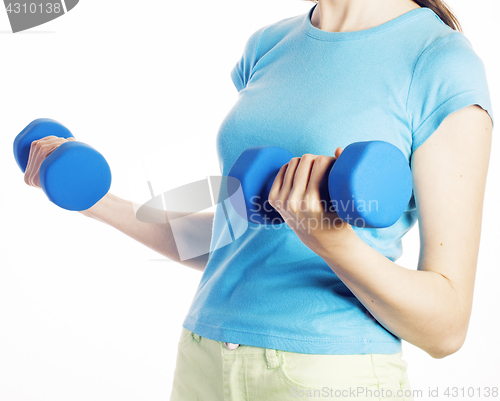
[227,141,413,228]
[14,118,112,211]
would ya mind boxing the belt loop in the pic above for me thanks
[265,348,280,369]
[192,332,201,343]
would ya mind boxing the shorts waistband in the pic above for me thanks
[184,328,401,369]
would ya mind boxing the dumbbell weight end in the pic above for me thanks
[14,118,112,211]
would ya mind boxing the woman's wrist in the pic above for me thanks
[308,223,360,263]
[78,192,117,222]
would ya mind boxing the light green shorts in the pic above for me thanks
[169,328,414,401]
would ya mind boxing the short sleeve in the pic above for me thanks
[407,32,494,153]
[230,26,268,92]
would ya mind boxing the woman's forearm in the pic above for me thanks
[316,232,463,359]
[79,192,214,271]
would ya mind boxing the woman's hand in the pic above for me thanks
[268,147,356,256]
[24,136,76,189]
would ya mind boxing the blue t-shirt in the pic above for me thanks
[182,4,494,354]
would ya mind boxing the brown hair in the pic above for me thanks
[413,0,462,32]
[304,0,462,32]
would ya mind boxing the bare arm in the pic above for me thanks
[78,192,214,271]
[318,105,492,358]
[268,104,492,359]
[23,136,214,271]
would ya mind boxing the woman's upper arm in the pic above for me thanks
[411,104,492,339]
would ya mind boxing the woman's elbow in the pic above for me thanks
[427,331,466,359]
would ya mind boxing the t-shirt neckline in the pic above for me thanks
[301,4,434,42]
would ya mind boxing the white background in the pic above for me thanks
[0,1,498,400]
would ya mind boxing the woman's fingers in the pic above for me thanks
[305,155,336,213]
[269,150,342,215]
[25,141,44,187]
[306,155,335,193]
[269,155,316,212]
[289,154,315,195]
[278,157,301,204]
[269,157,299,208]
[24,136,75,189]
[269,163,288,209]
[269,160,291,207]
